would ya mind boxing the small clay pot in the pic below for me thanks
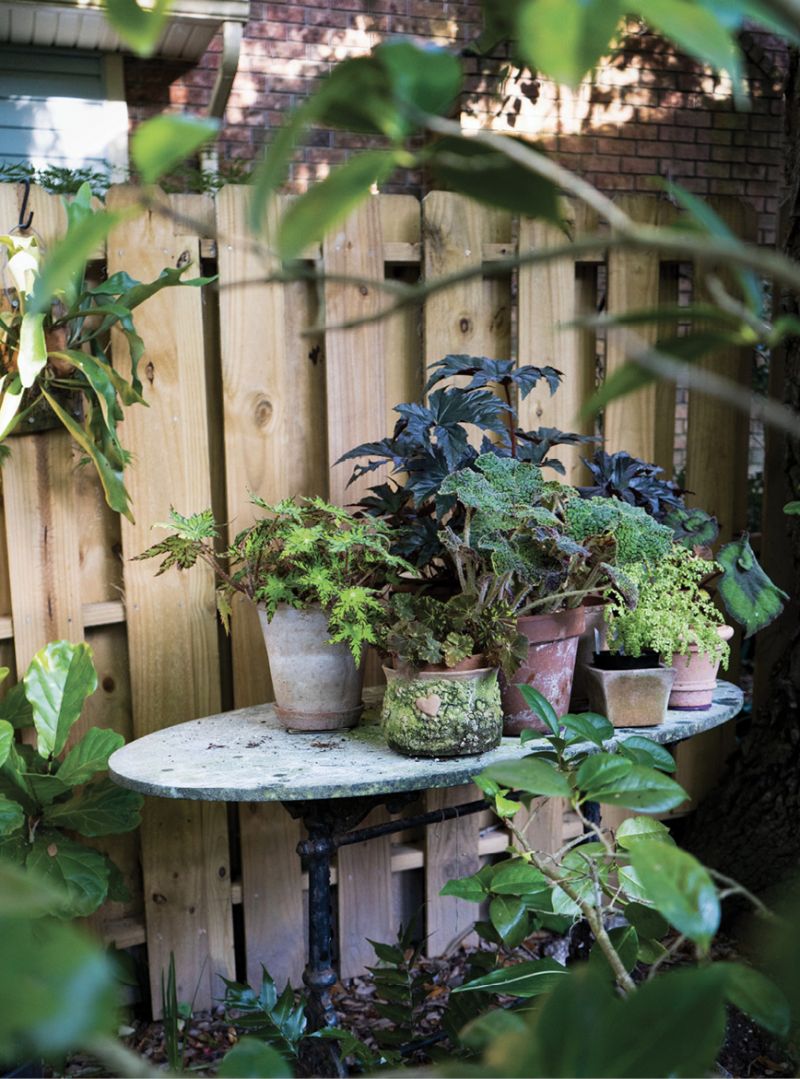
[381,664,502,758]
[585,664,676,728]
[668,624,734,710]
[258,602,363,731]
[501,607,586,736]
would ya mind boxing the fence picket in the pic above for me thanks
[109,187,234,1011]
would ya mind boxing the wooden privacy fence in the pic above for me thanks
[0,184,755,1012]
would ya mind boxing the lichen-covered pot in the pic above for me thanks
[381,665,502,758]
[258,602,363,731]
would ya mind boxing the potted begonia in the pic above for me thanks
[137,496,413,731]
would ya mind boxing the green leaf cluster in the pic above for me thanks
[605,545,729,662]
[137,495,416,662]
[564,496,673,567]
[0,641,142,918]
[377,590,527,678]
[0,184,213,519]
[222,966,307,1061]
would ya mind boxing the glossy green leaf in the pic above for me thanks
[576,752,632,792]
[516,0,623,86]
[56,728,125,789]
[0,374,24,439]
[784,501,800,515]
[104,0,172,56]
[0,793,24,837]
[0,682,33,730]
[617,735,676,772]
[482,755,572,797]
[516,684,560,734]
[217,1038,292,1079]
[585,764,688,813]
[489,858,548,895]
[717,534,788,637]
[718,962,790,1038]
[427,136,561,222]
[440,867,490,902]
[615,815,674,850]
[132,114,220,184]
[637,936,669,964]
[26,774,70,806]
[618,863,648,901]
[277,150,403,260]
[24,641,97,759]
[27,832,110,917]
[17,311,47,388]
[453,957,567,997]
[624,900,669,940]
[489,895,530,947]
[43,777,143,836]
[458,1006,527,1051]
[630,842,720,950]
[560,711,613,746]
[589,925,639,978]
[41,388,133,520]
[0,720,12,768]
[30,210,122,315]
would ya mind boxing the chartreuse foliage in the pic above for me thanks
[137,496,415,662]
[0,183,212,519]
[605,545,730,662]
[0,641,142,918]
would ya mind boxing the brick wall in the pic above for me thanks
[124,6,787,244]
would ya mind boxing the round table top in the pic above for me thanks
[108,681,743,804]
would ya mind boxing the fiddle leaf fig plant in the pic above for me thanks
[0,182,213,519]
[0,640,142,917]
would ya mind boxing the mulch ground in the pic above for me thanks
[59,932,796,1078]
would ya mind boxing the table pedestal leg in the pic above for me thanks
[303,817,339,1034]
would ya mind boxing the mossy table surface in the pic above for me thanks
[109,681,743,803]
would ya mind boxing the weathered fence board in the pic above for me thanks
[108,186,234,1011]
[0,184,759,1010]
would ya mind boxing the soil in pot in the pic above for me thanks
[592,649,661,671]
[585,664,676,728]
[381,663,502,758]
[258,603,364,731]
[502,607,586,736]
[669,624,734,710]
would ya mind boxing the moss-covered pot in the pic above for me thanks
[381,665,502,758]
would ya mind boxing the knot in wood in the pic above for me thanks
[145,362,156,385]
[459,317,471,334]
[254,397,273,428]
[359,285,369,296]
[152,892,168,905]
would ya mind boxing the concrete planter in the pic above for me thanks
[258,602,363,731]
[501,607,586,736]
[585,664,676,728]
[381,664,503,758]
[668,624,734,710]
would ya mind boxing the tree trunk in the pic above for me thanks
[684,51,800,897]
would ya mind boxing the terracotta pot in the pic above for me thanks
[585,664,676,728]
[258,602,363,731]
[668,624,734,710]
[569,604,608,711]
[501,607,586,735]
[381,664,502,758]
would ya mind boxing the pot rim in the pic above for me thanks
[516,605,586,643]
[382,663,497,681]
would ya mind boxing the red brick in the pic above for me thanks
[673,111,711,128]
[696,161,731,178]
[711,144,747,162]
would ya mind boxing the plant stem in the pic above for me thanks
[502,381,517,458]
[503,815,636,993]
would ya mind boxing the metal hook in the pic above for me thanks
[17,179,33,231]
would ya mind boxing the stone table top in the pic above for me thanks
[108,681,743,804]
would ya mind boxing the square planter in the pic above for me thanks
[585,665,676,728]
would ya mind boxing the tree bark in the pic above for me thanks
[684,51,800,898]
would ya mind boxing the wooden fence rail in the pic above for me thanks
[0,185,755,1012]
